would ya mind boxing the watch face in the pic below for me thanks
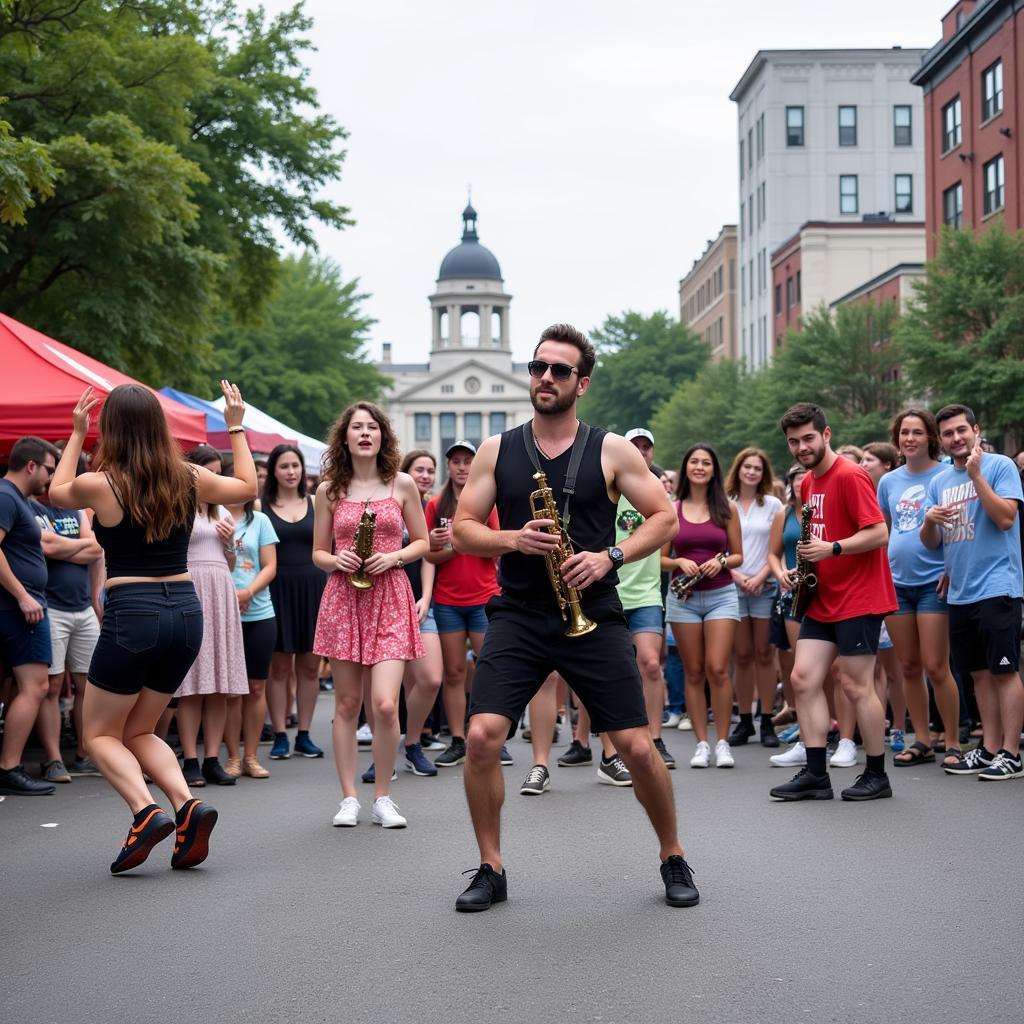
[610,546,624,565]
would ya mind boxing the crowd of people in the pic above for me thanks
[1,323,1022,911]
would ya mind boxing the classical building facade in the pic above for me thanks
[377,204,533,462]
[678,226,738,362]
[730,47,927,368]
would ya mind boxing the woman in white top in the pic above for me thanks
[725,448,783,747]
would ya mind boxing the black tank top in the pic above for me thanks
[494,423,617,602]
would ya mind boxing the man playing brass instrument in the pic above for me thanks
[451,323,699,912]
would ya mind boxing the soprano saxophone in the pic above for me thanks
[790,503,818,619]
[528,471,596,638]
[350,501,376,590]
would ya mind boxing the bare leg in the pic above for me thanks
[368,660,405,800]
[0,663,49,770]
[886,613,932,751]
[972,673,1002,754]
[122,688,193,812]
[37,673,66,763]
[330,661,363,800]
[242,680,267,761]
[439,630,470,741]
[992,671,1024,755]
[733,616,756,716]
[752,617,778,718]
[403,633,442,742]
[879,648,906,736]
[527,673,558,768]
[464,712,510,871]
[174,694,203,761]
[917,614,961,757]
[838,654,886,757]
[673,622,708,744]
[266,652,292,733]
[225,696,242,761]
[294,652,321,731]
[634,631,666,741]
[703,618,736,741]
[789,639,836,748]
[201,693,227,762]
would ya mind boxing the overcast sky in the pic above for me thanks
[244,0,945,364]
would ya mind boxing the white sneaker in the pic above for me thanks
[830,738,858,768]
[689,740,710,768]
[356,723,373,745]
[663,711,682,729]
[770,741,807,767]
[677,715,693,732]
[371,795,407,828]
[332,797,360,827]
[715,740,735,768]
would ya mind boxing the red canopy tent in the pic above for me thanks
[0,313,207,457]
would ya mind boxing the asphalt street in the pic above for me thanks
[3,700,1022,1024]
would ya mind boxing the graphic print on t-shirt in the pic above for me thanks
[939,479,977,545]
[893,484,928,534]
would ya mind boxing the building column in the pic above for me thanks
[448,304,461,347]
[479,303,492,347]
[499,304,510,348]
[432,306,442,348]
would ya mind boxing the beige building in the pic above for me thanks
[679,226,737,362]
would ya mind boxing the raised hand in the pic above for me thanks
[72,387,102,437]
[220,379,245,429]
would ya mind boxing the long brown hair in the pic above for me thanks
[322,401,401,503]
[92,385,194,542]
[674,442,732,529]
[725,447,775,505]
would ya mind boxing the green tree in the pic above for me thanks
[578,310,707,435]
[0,104,57,224]
[897,222,1024,444]
[210,251,387,439]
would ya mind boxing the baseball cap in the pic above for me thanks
[445,439,478,458]
[624,428,654,445]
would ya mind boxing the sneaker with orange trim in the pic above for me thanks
[171,799,219,870]
[109,805,175,875]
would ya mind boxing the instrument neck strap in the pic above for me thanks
[521,421,591,526]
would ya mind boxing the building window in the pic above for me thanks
[983,155,1004,215]
[440,384,454,394]
[796,271,801,301]
[747,128,753,168]
[748,195,753,234]
[740,264,746,305]
[786,106,804,146]
[760,183,766,224]
[439,413,456,476]
[739,138,744,181]
[464,412,482,445]
[740,203,744,239]
[775,283,782,316]
[894,174,913,214]
[786,276,794,308]
[943,182,963,228]
[491,384,504,394]
[839,175,858,214]
[414,413,431,442]
[894,105,912,146]
[838,106,857,146]
[759,113,765,158]
[982,60,1003,121]
[942,96,961,152]
[488,412,506,436]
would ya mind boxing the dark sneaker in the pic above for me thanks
[420,733,446,751]
[361,762,397,784]
[69,755,102,776]
[40,759,72,784]
[727,719,756,746]
[597,754,632,787]
[455,863,508,912]
[660,855,700,907]
[760,722,781,748]
[201,759,236,786]
[293,733,324,758]
[435,738,466,768]
[110,806,175,874]
[171,799,218,869]
[770,767,834,801]
[840,770,893,801]
[653,737,676,769]
[404,743,438,777]
[269,733,291,760]
[943,746,994,776]
[977,750,1024,781]
[0,765,55,796]
[181,759,206,787]
[499,745,514,766]
[318,678,334,692]
[519,764,550,796]
[557,739,593,767]
[259,724,274,744]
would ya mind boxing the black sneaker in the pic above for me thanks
[499,745,514,766]
[455,863,508,912]
[840,770,893,801]
[653,736,676,769]
[171,799,218,869]
[435,737,466,767]
[727,719,756,746]
[769,767,834,801]
[419,733,446,752]
[0,765,55,796]
[943,746,994,776]
[760,721,781,748]
[259,723,275,743]
[110,806,175,875]
[596,754,632,787]
[519,764,550,796]
[181,759,206,787]
[201,758,237,786]
[557,740,593,767]
[978,750,1024,781]
[660,855,699,907]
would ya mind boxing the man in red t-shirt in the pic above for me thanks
[770,403,897,803]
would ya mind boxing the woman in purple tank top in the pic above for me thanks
[661,443,743,770]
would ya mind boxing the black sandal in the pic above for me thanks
[893,740,936,766]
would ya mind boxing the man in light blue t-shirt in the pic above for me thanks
[921,404,1024,781]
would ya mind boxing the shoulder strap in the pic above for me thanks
[520,421,591,524]
[104,472,126,511]
[520,422,541,473]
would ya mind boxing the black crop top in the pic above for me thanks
[93,478,196,579]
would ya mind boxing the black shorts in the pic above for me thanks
[948,596,1022,678]
[89,582,203,696]
[469,591,648,737]
[798,613,884,657]
[242,618,277,680]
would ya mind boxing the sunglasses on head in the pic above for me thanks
[527,360,579,382]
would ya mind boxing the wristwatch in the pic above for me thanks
[607,546,624,570]
[832,541,842,558]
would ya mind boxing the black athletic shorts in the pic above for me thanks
[948,596,1022,678]
[469,590,648,737]
[89,582,203,696]
[798,613,884,657]
[242,618,277,680]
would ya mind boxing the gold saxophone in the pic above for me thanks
[669,552,727,601]
[528,470,596,638]
[350,501,376,590]
[790,503,818,619]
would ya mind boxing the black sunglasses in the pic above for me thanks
[527,360,580,382]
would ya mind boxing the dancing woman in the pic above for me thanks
[48,381,257,873]
[312,402,428,829]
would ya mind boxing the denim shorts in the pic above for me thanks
[420,606,438,635]
[736,581,779,621]
[433,602,489,635]
[0,606,52,668]
[623,604,664,635]
[89,582,203,696]
[665,584,740,625]
[894,581,948,616]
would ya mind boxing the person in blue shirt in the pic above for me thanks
[921,404,1024,781]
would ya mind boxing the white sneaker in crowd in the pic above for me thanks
[830,738,858,768]
[715,740,735,768]
[663,711,682,729]
[770,741,807,767]
[356,723,373,745]
[677,715,693,731]
[690,740,710,768]
[332,797,360,827]
[371,795,408,828]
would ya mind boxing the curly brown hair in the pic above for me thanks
[322,401,401,503]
